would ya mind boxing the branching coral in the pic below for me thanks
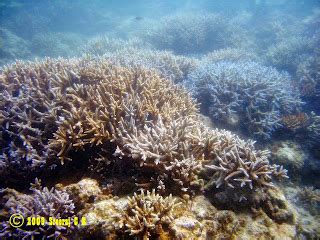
[297,186,320,206]
[0,59,76,181]
[143,13,242,54]
[186,61,303,139]
[114,116,205,193]
[204,130,288,191]
[83,36,150,56]
[0,57,287,197]
[31,32,85,58]
[0,56,199,191]
[104,48,198,83]
[201,48,258,64]
[84,37,198,83]
[264,37,313,74]
[114,189,181,239]
[0,179,75,239]
[280,112,320,147]
[282,113,309,131]
[307,112,320,145]
[297,51,320,98]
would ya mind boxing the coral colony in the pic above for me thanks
[186,61,303,139]
[0,57,291,239]
[0,2,320,239]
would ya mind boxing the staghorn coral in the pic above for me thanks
[297,51,320,98]
[0,59,74,182]
[83,36,150,56]
[84,37,199,83]
[31,32,85,58]
[0,57,288,198]
[264,36,313,74]
[204,131,288,191]
[297,186,320,206]
[201,48,258,64]
[114,116,205,193]
[143,13,243,54]
[281,112,309,131]
[306,112,320,146]
[104,48,198,83]
[186,61,303,139]
[114,189,181,239]
[0,179,75,239]
[0,56,198,192]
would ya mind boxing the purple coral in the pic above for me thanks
[186,61,303,139]
[0,179,75,239]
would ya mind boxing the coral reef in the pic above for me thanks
[83,36,150,56]
[264,37,313,74]
[0,57,288,197]
[186,61,302,139]
[1,2,320,239]
[205,133,288,191]
[283,184,320,239]
[75,180,297,239]
[0,59,70,182]
[0,57,284,195]
[307,112,320,145]
[251,11,304,55]
[114,189,181,239]
[31,32,85,58]
[0,179,75,239]
[297,186,320,206]
[83,37,198,83]
[279,112,320,148]
[201,48,258,64]
[296,51,320,99]
[281,112,309,131]
[104,47,198,83]
[144,13,244,54]
[0,27,31,65]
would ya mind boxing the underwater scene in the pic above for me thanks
[0,0,320,239]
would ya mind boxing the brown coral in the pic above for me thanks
[282,112,309,130]
[297,186,320,205]
[114,189,181,239]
